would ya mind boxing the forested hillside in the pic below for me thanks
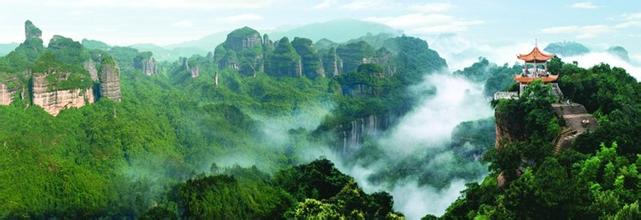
[0,21,449,219]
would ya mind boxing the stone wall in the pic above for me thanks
[32,75,94,116]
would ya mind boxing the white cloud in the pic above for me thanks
[615,13,641,28]
[220,14,264,23]
[341,0,386,11]
[564,52,641,80]
[379,73,493,155]
[171,20,194,28]
[41,0,274,10]
[366,13,483,34]
[571,2,598,9]
[541,25,610,39]
[313,0,337,9]
[410,3,454,13]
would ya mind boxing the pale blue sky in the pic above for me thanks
[0,0,639,62]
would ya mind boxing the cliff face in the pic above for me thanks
[83,60,99,81]
[336,41,375,74]
[292,37,325,78]
[32,75,94,116]
[190,66,200,78]
[267,37,302,77]
[0,83,13,105]
[339,114,397,154]
[141,57,157,76]
[216,27,264,76]
[98,59,121,102]
[322,47,343,77]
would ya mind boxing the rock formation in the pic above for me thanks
[98,57,121,102]
[25,20,42,40]
[339,114,397,154]
[225,26,262,51]
[322,47,342,77]
[336,41,375,74]
[215,27,264,76]
[83,60,99,81]
[267,37,302,77]
[134,52,157,76]
[551,103,597,151]
[32,74,95,116]
[142,57,157,76]
[190,66,200,78]
[292,37,325,78]
[0,83,13,105]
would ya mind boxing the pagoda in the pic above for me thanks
[515,46,561,96]
[493,46,563,100]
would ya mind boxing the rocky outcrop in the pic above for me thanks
[551,103,597,151]
[141,57,157,76]
[267,37,302,77]
[322,47,342,77]
[339,114,397,154]
[215,27,264,75]
[225,27,262,51]
[32,74,94,116]
[190,66,200,78]
[98,58,121,102]
[25,20,42,40]
[0,83,14,105]
[336,41,375,74]
[83,60,99,81]
[134,52,157,76]
[292,37,324,78]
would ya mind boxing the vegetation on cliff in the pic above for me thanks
[442,58,641,219]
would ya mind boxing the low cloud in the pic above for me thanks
[571,2,598,9]
[409,3,454,13]
[563,52,641,79]
[220,13,264,23]
[366,13,483,35]
[541,25,610,39]
[379,73,493,155]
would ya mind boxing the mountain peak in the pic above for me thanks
[24,20,42,41]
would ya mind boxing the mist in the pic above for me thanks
[303,72,494,219]
[563,52,641,80]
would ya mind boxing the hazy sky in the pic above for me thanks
[0,0,640,58]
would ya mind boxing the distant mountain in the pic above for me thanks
[607,46,630,62]
[165,19,398,59]
[346,32,397,49]
[166,32,229,52]
[129,43,207,62]
[268,19,400,43]
[0,43,18,56]
[544,41,590,57]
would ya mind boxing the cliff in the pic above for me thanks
[336,41,375,74]
[321,47,342,77]
[134,52,157,75]
[267,37,302,77]
[292,37,324,78]
[98,57,121,101]
[339,114,397,154]
[215,27,264,76]
[83,59,99,81]
[32,74,94,116]
[0,83,14,105]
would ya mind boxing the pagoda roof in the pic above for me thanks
[517,47,554,63]
[515,74,558,84]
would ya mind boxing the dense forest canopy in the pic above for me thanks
[1,19,641,220]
